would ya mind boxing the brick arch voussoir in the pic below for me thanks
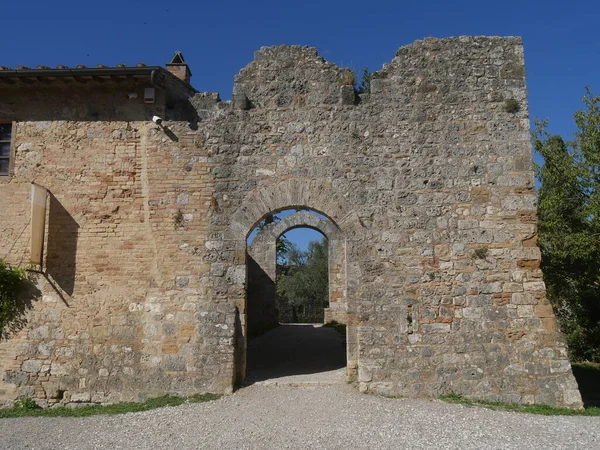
[248,211,340,253]
[226,178,363,241]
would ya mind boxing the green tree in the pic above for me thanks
[358,66,371,95]
[535,88,600,361]
[276,238,329,322]
[0,259,30,339]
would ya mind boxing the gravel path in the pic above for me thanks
[3,326,599,449]
[1,383,599,450]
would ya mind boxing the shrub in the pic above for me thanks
[14,397,40,409]
[472,248,489,259]
[504,98,520,113]
[337,70,356,87]
[0,259,30,339]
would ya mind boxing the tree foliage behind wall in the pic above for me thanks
[358,67,371,95]
[535,88,600,362]
[276,237,328,323]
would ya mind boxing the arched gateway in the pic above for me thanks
[225,179,362,385]
[244,209,352,383]
[0,37,583,408]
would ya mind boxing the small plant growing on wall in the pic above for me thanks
[0,259,39,339]
[174,209,185,229]
[337,69,356,87]
[472,248,489,259]
[504,98,520,113]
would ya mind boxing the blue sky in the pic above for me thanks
[3,0,599,250]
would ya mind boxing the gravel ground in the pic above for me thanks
[1,383,599,450]
[3,326,598,449]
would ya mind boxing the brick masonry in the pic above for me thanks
[0,36,583,408]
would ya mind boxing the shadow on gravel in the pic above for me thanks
[244,324,346,385]
[572,364,600,407]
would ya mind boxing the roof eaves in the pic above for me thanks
[0,66,162,78]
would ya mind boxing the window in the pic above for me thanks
[0,124,11,176]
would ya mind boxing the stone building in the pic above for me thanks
[0,37,583,408]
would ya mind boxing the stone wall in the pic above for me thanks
[0,82,235,406]
[0,36,584,408]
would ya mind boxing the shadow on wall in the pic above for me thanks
[45,194,79,296]
[246,254,279,339]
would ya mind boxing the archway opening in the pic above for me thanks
[243,208,347,385]
[276,227,328,324]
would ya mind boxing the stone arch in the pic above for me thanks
[247,210,347,325]
[228,179,362,385]
[225,178,362,243]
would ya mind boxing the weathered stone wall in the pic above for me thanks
[217,37,582,407]
[0,36,584,408]
[0,82,235,406]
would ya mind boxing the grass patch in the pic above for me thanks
[438,391,600,416]
[0,393,220,419]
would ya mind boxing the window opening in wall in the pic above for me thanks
[0,124,12,176]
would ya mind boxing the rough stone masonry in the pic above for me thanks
[0,36,583,408]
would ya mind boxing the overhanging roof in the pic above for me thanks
[0,64,197,100]
[0,64,158,83]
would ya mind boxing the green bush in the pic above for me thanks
[504,98,520,113]
[534,89,600,362]
[0,259,30,339]
[14,397,40,410]
[472,248,489,259]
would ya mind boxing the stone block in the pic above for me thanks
[340,85,356,105]
[176,192,190,205]
[550,360,571,374]
[524,281,546,292]
[175,276,190,288]
[542,318,557,332]
[421,323,451,333]
[71,392,91,402]
[512,293,536,305]
[503,283,523,293]
[22,360,43,373]
[28,326,49,340]
[535,304,555,318]
[517,305,534,318]
[2,371,29,386]
[563,389,584,407]
[225,265,245,285]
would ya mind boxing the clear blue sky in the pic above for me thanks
[4,0,599,250]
